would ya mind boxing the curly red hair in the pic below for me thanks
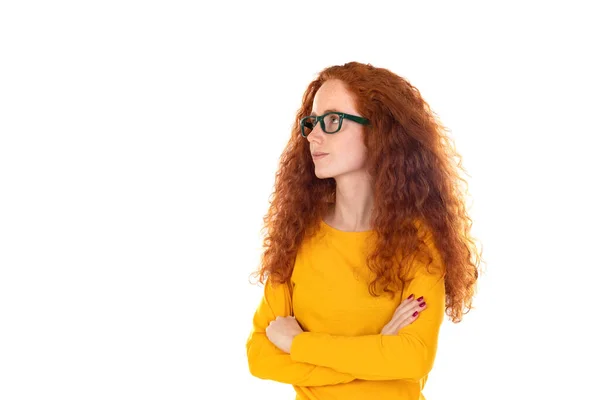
[250,61,482,323]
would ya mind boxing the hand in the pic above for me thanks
[266,316,304,354]
[381,294,427,336]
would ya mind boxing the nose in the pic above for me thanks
[306,123,325,143]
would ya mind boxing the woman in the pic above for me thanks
[246,61,481,400]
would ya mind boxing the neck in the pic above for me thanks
[328,172,374,232]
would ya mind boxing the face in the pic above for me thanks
[306,79,369,180]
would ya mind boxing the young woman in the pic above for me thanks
[246,61,481,400]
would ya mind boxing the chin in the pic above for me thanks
[314,170,329,179]
[314,167,337,180]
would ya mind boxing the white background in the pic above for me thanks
[1,1,599,399]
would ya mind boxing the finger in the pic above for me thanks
[396,300,427,321]
[398,301,428,325]
[399,310,421,329]
[392,297,425,320]
[382,296,427,330]
[396,294,427,312]
[385,309,421,334]
[394,294,420,310]
[390,300,412,319]
[386,300,428,332]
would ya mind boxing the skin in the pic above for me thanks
[308,79,374,232]
[266,79,428,354]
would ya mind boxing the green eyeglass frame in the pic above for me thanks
[300,111,370,138]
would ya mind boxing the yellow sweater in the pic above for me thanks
[246,219,446,400]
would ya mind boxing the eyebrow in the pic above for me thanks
[310,108,341,116]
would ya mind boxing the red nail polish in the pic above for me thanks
[417,296,423,302]
[412,311,419,317]
[408,294,414,300]
[419,302,426,307]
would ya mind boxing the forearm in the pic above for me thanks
[246,331,356,386]
[289,275,445,382]
[289,331,436,381]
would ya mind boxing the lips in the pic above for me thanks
[312,152,329,156]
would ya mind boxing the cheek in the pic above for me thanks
[342,143,368,167]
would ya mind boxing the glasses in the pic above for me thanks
[300,111,370,138]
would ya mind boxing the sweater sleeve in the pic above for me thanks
[246,276,356,386]
[289,232,446,382]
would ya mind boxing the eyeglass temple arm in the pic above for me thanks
[341,113,369,125]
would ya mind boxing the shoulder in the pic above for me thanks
[410,218,445,275]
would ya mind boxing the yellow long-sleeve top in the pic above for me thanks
[246,218,446,400]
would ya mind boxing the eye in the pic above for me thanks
[325,114,339,123]
[323,113,341,132]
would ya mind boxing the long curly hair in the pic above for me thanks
[249,61,482,323]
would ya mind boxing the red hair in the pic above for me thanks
[250,61,482,323]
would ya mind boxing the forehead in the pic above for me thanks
[311,79,358,114]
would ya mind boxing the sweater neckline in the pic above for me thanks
[319,218,375,235]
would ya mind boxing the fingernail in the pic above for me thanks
[419,302,426,307]
[417,296,424,302]
[412,311,419,317]
[408,294,414,300]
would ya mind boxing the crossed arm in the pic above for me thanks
[245,276,356,386]
[246,261,445,386]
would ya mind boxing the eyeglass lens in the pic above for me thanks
[303,114,341,136]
